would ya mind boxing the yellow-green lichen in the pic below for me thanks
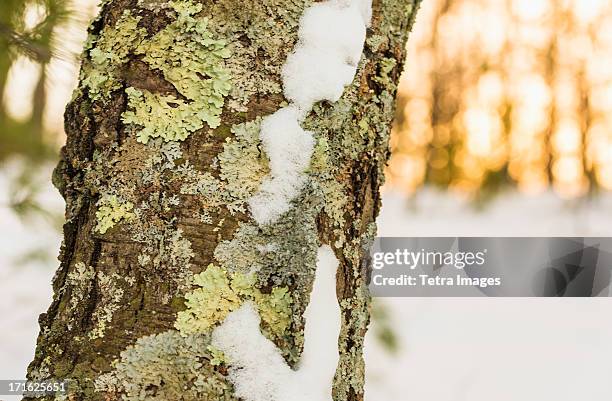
[209,196,321,364]
[89,271,125,339]
[177,119,268,215]
[365,34,388,52]
[174,264,241,334]
[206,345,226,366]
[218,119,269,202]
[81,13,147,101]
[306,134,349,246]
[175,264,293,340]
[132,223,195,298]
[95,194,135,234]
[256,287,293,338]
[373,57,397,87]
[124,3,232,143]
[333,279,370,399]
[308,136,330,174]
[124,88,205,143]
[82,1,232,143]
[95,331,236,401]
[65,262,96,327]
[205,0,311,111]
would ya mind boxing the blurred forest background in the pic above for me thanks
[389,0,612,201]
[0,0,96,237]
[1,1,612,400]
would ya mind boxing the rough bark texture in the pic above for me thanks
[27,0,421,400]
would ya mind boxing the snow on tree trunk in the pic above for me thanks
[26,0,421,400]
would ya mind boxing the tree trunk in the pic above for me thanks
[27,0,420,400]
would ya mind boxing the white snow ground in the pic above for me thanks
[1,166,612,401]
[365,190,612,401]
[0,162,63,400]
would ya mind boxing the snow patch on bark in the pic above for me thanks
[247,107,314,225]
[248,0,372,225]
[283,0,370,110]
[211,246,341,401]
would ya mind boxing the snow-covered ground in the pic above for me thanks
[365,190,612,401]
[1,166,612,401]
[0,162,63,393]
[376,188,612,237]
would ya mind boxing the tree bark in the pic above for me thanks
[27,0,421,400]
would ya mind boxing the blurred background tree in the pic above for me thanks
[0,0,96,225]
[0,0,71,160]
[387,0,612,203]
